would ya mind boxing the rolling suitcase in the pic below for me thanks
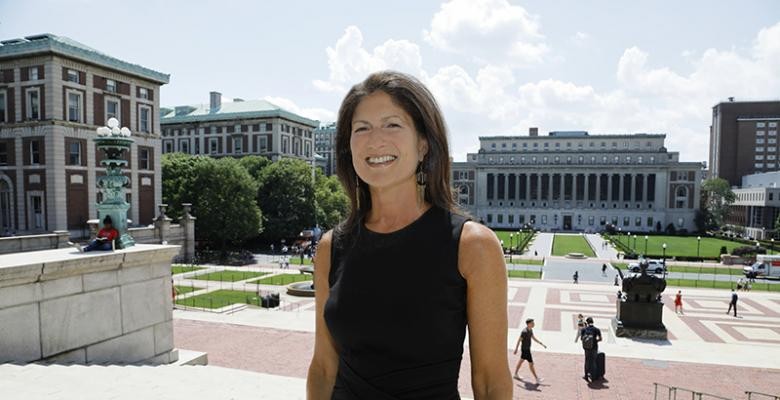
[593,352,606,380]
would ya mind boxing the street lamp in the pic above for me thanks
[772,238,775,255]
[509,233,514,263]
[618,227,622,245]
[697,236,701,259]
[628,232,632,251]
[633,234,637,250]
[662,243,667,278]
[644,235,648,256]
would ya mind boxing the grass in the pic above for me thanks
[174,285,197,294]
[494,231,535,249]
[248,274,313,285]
[610,235,743,258]
[552,235,596,257]
[509,258,544,266]
[287,256,314,265]
[175,289,266,309]
[171,265,205,275]
[192,270,269,282]
[613,262,744,276]
[666,278,780,292]
[508,270,542,279]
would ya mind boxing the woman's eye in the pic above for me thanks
[353,127,367,133]
[387,123,401,128]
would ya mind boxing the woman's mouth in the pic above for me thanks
[366,155,398,167]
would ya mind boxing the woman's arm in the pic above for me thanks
[306,231,339,399]
[459,222,513,399]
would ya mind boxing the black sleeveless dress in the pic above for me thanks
[324,205,470,399]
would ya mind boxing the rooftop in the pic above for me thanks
[160,99,319,127]
[480,132,666,140]
[0,33,169,84]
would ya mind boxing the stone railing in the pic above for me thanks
[0,204,196,263]
[0,244,180,364]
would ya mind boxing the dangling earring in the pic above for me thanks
[355,176,361,210]
[416,161,427,207]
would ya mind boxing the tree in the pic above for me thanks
[162,154,262,249]
[257,158,316,240]
[701,178,736,229]
[238,155,272,181]
[314,169,349,230]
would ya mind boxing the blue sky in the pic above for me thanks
[2,0,779,163]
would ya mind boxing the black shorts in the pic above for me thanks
[520,349,533,363]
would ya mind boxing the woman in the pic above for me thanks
[306,71,512,399]
[674,290,683,315]
[574,313,586,342]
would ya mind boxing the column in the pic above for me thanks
[619,173,625,203]
[596,174,601,202]
[607,174,613,203]
[548,173,553,202]
[572,173,578,203]
[584,173,590,202]
[630,173,637,203]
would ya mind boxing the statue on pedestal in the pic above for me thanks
[613,259,668,339]
[94,118,135,249]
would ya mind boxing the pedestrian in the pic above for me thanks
[573,271,579,284]
[270,243,275,254]
[727,289,738,317]
[614,275,619,286]
[574,314,586,342]
[534,250,538,257]
[579,317,603,382]
[674,290,683,315]
[601,263,607,277]
[513,318,547,384]
[737,278,743,291]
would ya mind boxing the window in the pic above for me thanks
[106,98,120,122]
[139,106,150,133]
[180,140,189,154]
[588,216,595,225]
[770,138,777,144]
[757,122,766,128]
[0,142,7,165]
[757,138,765,144]
[770,130,778,137]
[0,90,5,122]
[756,155,765,160]
[623,216,630,226]
[757,147,765,153]
[67,69,79,83]
[282,137,289,153]
[769,155,776,160]
[234,137,242,154]
[106,79,117,93]
[497,214,503,223]
[139,87,149,99]
[259,136,268,151]
[29,194,43,229]
[139,148,150,170]
[770,122,778,128]
[487,214,492,223]
[67,91,81,122]
[209,138,218,154]
[68,141,81,165]
[30,67,39,81]
[30,140,40,164]
[635,217,641,227]
[164,141,173,153]
[638,156,643,164]
[770,147,777,152]
[647,217,653,227]
[26,88,40,120]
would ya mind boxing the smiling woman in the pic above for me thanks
[306,71,513,399]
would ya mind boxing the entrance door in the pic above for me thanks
[563,215,572,230]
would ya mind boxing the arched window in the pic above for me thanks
[458,185,470,206]
[675,186,688,208]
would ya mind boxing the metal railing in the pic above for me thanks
[653,383,732,400]
[746,391,780,400]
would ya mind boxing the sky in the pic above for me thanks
[2,0,779,163]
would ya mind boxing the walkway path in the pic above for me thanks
[585,233,620,259]
[523,232,554,257]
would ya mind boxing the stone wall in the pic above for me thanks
[0,244,180,364]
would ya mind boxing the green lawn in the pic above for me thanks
[508,270,542,279]
[174,285,197,294]
[552,235,596,257]
[509,258,544,266]
[287,256,314,265]
[613,263,743,276]
[192,270,269,282]
[171,265,205,275]
[494,231,535,249]
[248,274,312,285]
[666,278,780,292]
[611,235,743,258]
[175,289,265,309]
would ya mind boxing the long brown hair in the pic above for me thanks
[335,71,457,238]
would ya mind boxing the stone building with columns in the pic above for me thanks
[452,129,704,232]
[0,34,169,237]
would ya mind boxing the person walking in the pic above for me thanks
[513,318,547,384]
[573,271,579,284]
[727,289,738,317]
[674,290,684,315]
[574,314,586,342]
[579,317,603,382]
[614,275,620,286]
[601,263,607,277]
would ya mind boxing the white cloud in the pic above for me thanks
[312,26,424,94]
[313,21,780,164]
[571,31,589,47]
[423,0,548,66]
[263,96,336,123]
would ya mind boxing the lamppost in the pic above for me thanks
[633,234,637,250]
[662,243,667,278]
[644,235,648,256]
[628,232,632,251]
[772,238,775,255]
[697,236,701,259]
[618,227,622,245]
[509,233,514,263]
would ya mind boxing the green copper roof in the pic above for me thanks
[0,33,169,84]
[160,99,319,127]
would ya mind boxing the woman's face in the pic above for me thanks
[350,90,427,191]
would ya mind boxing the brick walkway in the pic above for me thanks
[174,319,780,399]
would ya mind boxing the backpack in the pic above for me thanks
[582,329,596,350]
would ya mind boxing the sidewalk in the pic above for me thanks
[523,232,554,257]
